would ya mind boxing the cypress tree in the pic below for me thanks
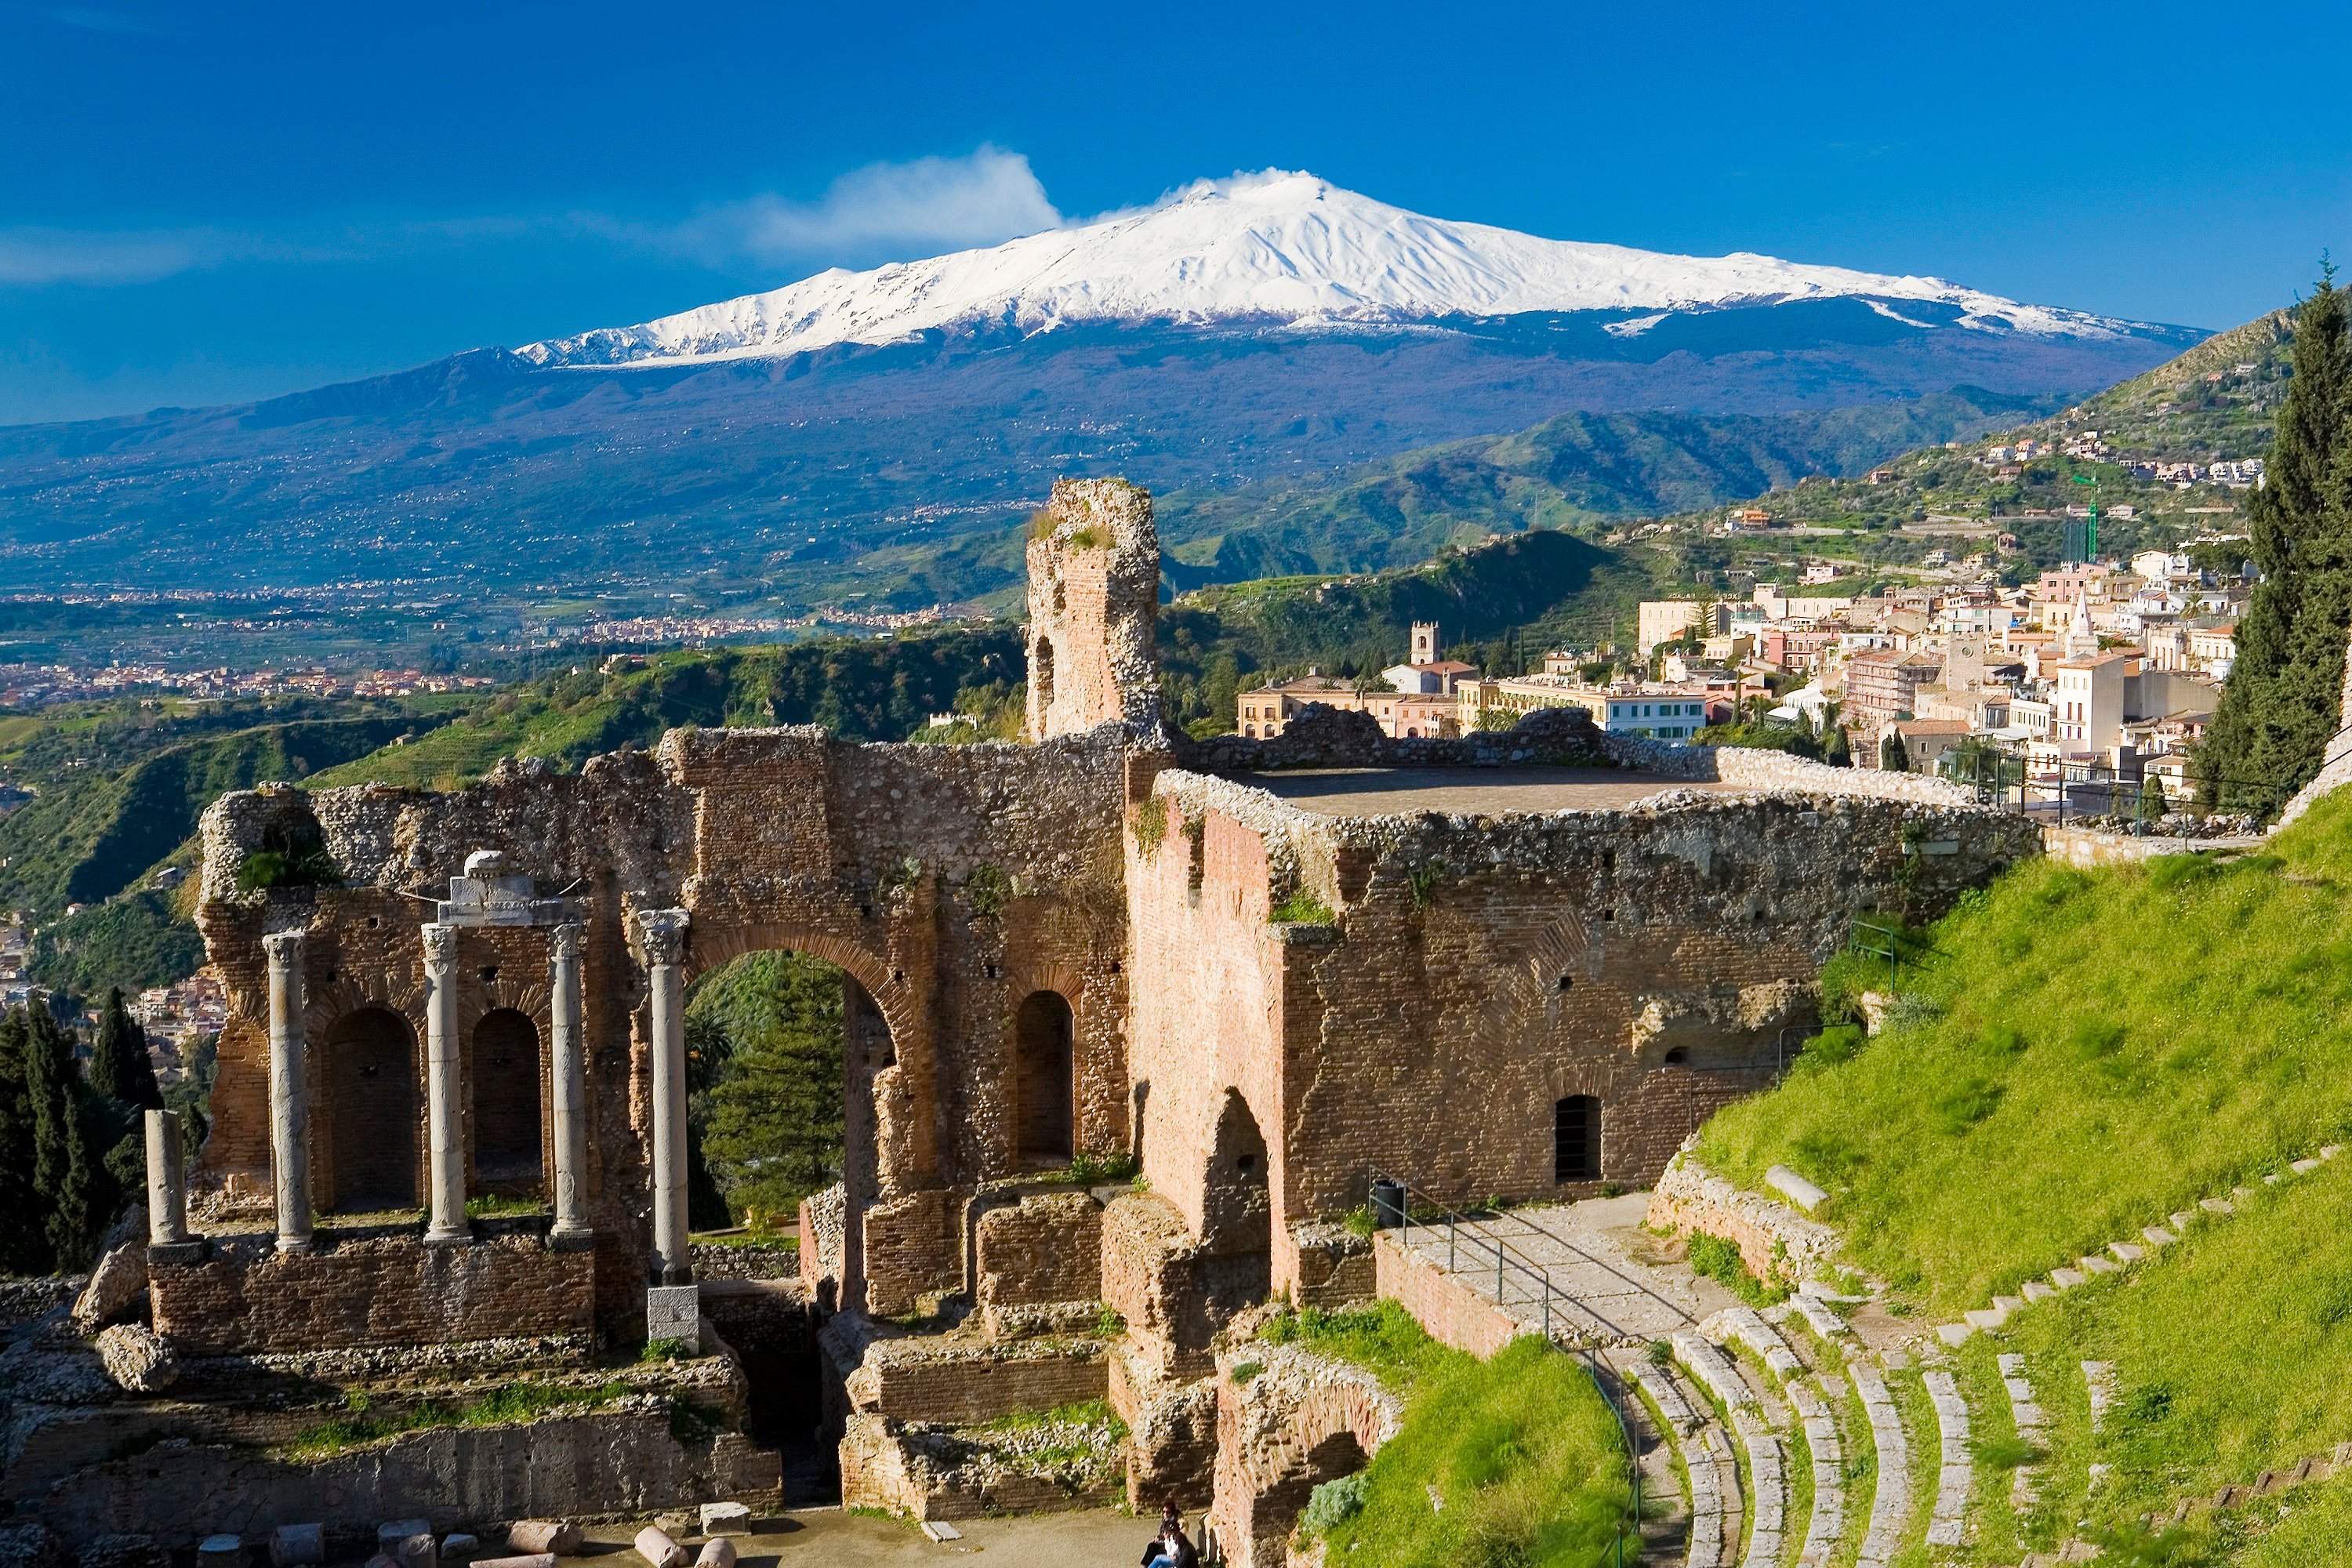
[23,1004,118,1269]
[90,988,163,1111]
[2201,273,2352,813]
[0,1011,47,1276]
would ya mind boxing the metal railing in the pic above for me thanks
[1369,1170,1662,1563]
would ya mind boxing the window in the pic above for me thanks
[1555,1095,1602,1183]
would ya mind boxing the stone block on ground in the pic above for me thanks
[2201,1196,2233,1215]
[646,1286,701,1354]
[504,1525,580,1558]
[691,1543,735,1568]
[470,1560,554,1568]
[72,1242,148,1333]
[394,1537,434,1568]
[1936,1322,1974,1346]
[695,1505,750,1537]
[93,1323,177,1393]
[632,1530,684,1568]
[2022,1279,2056,1302]
[267,1526,323,1568]
[2079,1255,2119,1276]
[377,1526,430,1555]
[2142,1227,2175,1247]
[196,1540,241,1568]
[438,1539,477,1560]
[2108,1241,2145,1264]
[2049,1268,2085,1290]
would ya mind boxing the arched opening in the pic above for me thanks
[1033,636,1056,711]
[327,1006,418,1212]
[471,1007,543,1189]
[1199,1088,1273,1314]
[1013,990,1074,1167]
[1555,1094,1602,1183]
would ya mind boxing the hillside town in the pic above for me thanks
[1241,543,2246,814]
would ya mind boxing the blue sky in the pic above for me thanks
[4,0,2347,425]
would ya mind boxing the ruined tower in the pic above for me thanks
[1024,476,1162,741]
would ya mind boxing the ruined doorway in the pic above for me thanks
[472,1007,543,1189]
[1014,989,1074,1167]
[327,1006,418,1211]
[1199,1087,1273,1308]
[1555,1094,1602,1182]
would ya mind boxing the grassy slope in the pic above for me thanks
[1263,1303,1633,1568]
[1702,786,2352,1309]
[1695,787,2352,1548]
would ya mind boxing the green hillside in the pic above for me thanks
[1695,786,2352,1555]
[1156,389,2056,586]
[1642,309,2295,557]
[0,715,430,920]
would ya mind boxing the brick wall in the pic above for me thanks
[1371,1233,1519,1359]
[149,1232,592,1356]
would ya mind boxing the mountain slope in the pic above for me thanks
[0,176,2203,603]
[521,170,2169,367]
[1157,386,2056,583]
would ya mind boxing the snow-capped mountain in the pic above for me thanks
[521,169,2144,368]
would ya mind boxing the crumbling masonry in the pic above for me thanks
[39,476,2033,1542]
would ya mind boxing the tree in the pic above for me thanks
[1880,730,1911,773]
[90,988,162,1111]
[2201,271,2352,814]
[2137,772,2169,824]
[0,1011,46,1276]
[19,1004,120,1269]
[691,952,848,1225]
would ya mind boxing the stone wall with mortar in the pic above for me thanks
[1025,477,1162,742]
[1642,1144,1839,1284]
[1126,765,2036,1304]
[196,713,1138,1334]
[1370,1232,1522,1359]
[149,1231,592,1356]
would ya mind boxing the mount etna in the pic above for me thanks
[0,171,2200,607]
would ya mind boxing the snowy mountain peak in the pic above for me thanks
[518,169,2148,368]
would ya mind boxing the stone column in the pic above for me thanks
[262,928,313,1255]
[547,922,593,1247]
[641,908,691,1284]
[146,1109,187,1244]
[421,922,470,1245]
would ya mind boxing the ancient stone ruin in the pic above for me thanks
[0,476,2036,1552]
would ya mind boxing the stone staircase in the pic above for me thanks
[1401,1201,2012,1566]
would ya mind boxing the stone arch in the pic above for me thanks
[1012,989,1074,1167]
[472,1007,544,1189]
[682,922,911,1045]
[325,1004,420,1211]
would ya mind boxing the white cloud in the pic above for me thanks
[0,227,238,287]
[0,148,1065,290]
[675,146,1064,266]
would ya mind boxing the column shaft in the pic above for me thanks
[422,922,470,1244]
[548,923,592,1243]
[145,1109,187,1246]
[262,929,312,1254]
[641,909,691,1283]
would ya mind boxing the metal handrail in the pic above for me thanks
[1368,1168,1645,1562]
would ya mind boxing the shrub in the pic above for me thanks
[235,820,341,893]
[1270,887,1336,925]
[1301,1471,1370,1535]
[1132,797,1168,858]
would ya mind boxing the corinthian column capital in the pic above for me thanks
[637,908,689,968]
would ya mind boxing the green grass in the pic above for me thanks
[1686,1232,1790,1306]
[1258,1301,1458,1392]
[1697,789,2352,1312]
[1312,1335,1635,1568]
[1984,1158,2352,1535]
[280,1377,637,1457]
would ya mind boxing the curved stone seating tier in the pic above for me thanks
[1845,1357,1913,1568]
[1922,1367,1975,1549]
